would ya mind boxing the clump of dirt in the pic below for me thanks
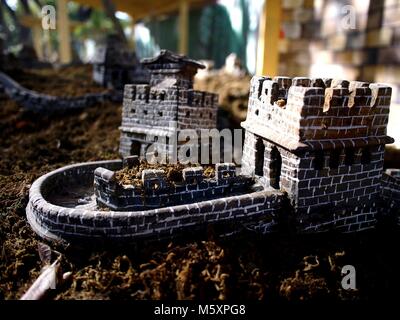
[203,166,215,178]
[115,162,215,186]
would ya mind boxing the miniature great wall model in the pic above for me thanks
[0,35,147,113]
[0,70,118,113]
[25,50,400,243]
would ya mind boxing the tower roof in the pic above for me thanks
[141,50,205,71]
[92,34,139,67]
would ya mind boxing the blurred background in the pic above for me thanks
[0,0,399,149]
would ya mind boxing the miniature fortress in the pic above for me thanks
[241,76,395,232]
[0,37,119,113]
[119,50,218,160]
[92,34,149,90]
[25,51,400,243]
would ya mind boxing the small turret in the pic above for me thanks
[92,34,149,89]
[119,50,218,161]
[141,49,205,89]
[241,74,395,232]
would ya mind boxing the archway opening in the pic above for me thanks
[130,141,141,156]
[270,146,282,189]
[255,137,265,176]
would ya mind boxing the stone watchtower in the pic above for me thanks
[119,50,218,161]
[241,76,394,232]
[92,34,149,89]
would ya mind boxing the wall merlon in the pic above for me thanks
[182,166,204,184]
[250,75,270,99]
[260,79,280,105]
[292,77,312,87]
[123,84,136,100]
[142,169,167,190]
[150,88,167,101]
[135,84,151,102]
[216,163,236,182]
[330,79,350,89]
[186,89,218,108]
[94,167,116,182]
[273,76,292,88]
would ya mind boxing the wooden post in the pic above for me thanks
[32,25,43,60]
[19,15,44,60]
[43,29,53,62]
[130,18,136,51]
[256,0,281,77]
[57,0,72,64]
[178,0,189,55]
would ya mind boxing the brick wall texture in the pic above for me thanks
[26,160,283,242]
[118,51,218,160]
[381,169,400,223]
[119,85,218,158]
[241,75,395,232]
[94,163,253,211]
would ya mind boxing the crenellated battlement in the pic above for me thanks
[243,75,393,152]
[121,84,218,132]
[123,84,218,108]
[94,162,253,211]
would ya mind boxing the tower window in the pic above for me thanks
[143,110,148,115]
[255,109,259,116]
[131,108,136,114]
[158,111,163,117]
[186,111,190,117]
[329,150,341,169]
[345,148,355,166]
[314,151,325,170]
[361,147,371,164]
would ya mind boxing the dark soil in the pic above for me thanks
[7,64,110,97]
[115,162,215,186]
[1,66,400,301]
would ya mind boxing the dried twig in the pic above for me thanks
[20,243,65,300]
[20,259,60,300]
